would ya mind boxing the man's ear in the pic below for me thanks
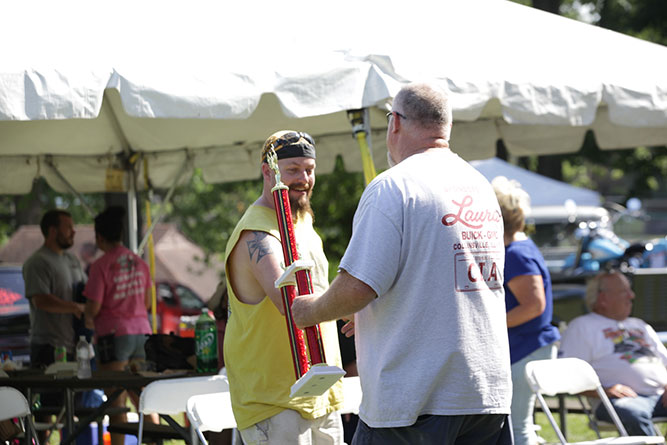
[390,114,401,134]
[261,163,274,182]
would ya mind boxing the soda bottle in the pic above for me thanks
[54,345,67,363]
[195,308,218,373]
[76,335,92,378]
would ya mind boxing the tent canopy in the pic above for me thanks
[2,0,667,195]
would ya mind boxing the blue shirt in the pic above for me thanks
[505,238,560,364]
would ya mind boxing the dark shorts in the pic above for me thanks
[351,414,513,445]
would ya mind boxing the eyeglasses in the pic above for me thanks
[386,111,407,124]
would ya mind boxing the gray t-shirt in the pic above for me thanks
[23,245,86,351]
[340,149,512,427]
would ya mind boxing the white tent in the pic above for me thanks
[2,0,667,197]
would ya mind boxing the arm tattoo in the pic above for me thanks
[246,231,274,264]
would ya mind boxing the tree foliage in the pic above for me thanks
[0,178,103,244]
[166,156,367,276]
[165,173,263,265]
[511,0,667,206]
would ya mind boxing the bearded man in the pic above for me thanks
[23,209,87,442]
[24,209,87,364]
[223,131,344,445]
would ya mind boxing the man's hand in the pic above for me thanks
[291,270,375,330]
[340,316,355,338]
[606,384,638,399]
[291,293,319,329]
[72,302,85,319]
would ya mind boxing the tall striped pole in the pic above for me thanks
[267,147,325,378]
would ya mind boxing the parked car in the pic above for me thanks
[0,264,30,365]
[154,281,207,337]
[0,264,206,365]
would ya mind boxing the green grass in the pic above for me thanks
[535,412,667,444]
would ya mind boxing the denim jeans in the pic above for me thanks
[510,343,557,445]
[595,393,667,436]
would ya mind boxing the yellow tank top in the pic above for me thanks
[223,205,344,429]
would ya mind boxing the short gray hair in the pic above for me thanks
[585,270,620,311]
[395,82,452,140]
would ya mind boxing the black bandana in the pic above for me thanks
[261,131,316,163]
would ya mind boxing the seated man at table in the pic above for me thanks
[559,270,667,436]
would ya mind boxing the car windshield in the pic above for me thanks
[176,285,204,310]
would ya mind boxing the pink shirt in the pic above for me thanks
[84,245,152,337]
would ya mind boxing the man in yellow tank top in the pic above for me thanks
[223,130,344,444]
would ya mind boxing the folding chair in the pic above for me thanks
[0,386,40,445]
[186,388,238,445]
[525,358,665,445]
[108,374,230,444]
[185,376,361,445]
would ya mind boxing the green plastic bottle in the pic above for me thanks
[195,308,218,373]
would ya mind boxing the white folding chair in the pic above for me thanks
[184,375,361,445]
[0,386,40,445]
[186,388,238,445]
[106,374,230,444]
[525,358,665,445]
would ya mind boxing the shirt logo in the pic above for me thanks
[442,195,502,229]
[604,327,657,364]
[454,252,503,292]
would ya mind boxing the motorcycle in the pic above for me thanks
[561,200,667,276]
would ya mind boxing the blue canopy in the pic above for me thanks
[470,158,601,207]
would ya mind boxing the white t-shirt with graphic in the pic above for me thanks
[340,149,512,428]
[559,312,667,396]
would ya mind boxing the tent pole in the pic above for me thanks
[347,108,377,185]
[142,158,159,334]
[127,157,139,253]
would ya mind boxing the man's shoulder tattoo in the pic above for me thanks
[246,231,275,264]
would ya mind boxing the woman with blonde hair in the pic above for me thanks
[493,176,561,445]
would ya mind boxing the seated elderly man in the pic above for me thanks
[559,270,667,436]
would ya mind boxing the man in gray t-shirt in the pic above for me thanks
[23,209,86,365]
[292,82,512,445]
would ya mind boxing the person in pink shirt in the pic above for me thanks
[84,206,153,445]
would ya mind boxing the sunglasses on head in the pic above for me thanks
[275,131,315,147]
